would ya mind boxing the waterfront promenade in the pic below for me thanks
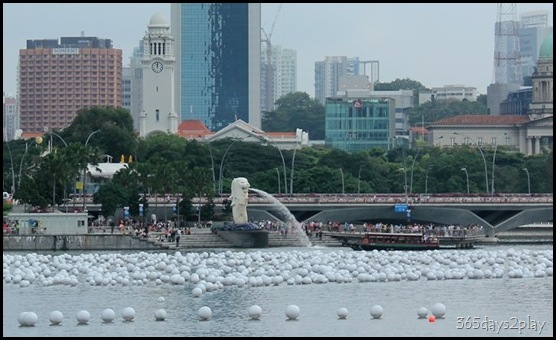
[3,223,551,251]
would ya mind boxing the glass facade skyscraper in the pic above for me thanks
[325,97,395,152]
[171,3,261,132]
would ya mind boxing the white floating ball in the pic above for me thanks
[154,309,167,321]
[49,310,64,325]
[17,312,27,326]
[77,310,91,324]
[101,308,116,323]
[370,305,383,319]
[24,311,38,326]
[417,307,428,319]
[337,307,349,319]
[431,303,446,318]
[18,312,38,327]
[248,305,262,320]
[285,305,300,320]
[157,296,165,303]
[121,307,136,321]
[192,287,203,298]
[198,306,212,321]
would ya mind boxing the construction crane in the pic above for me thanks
[492,3,522,85]
[261,3,282,112]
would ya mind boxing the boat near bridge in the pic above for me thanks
[325,230,484,250]
[340,232,440,251]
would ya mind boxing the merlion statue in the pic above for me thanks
[230,177,250,224]
[213,176,268,247]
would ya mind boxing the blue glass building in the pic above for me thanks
[325,97,396,152]
[171,3,261,132]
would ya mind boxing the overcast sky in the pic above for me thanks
[3,3,553,98]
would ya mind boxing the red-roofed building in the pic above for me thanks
[178,119,308,150]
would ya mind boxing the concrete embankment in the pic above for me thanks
[4,225,550,251]
[2,229,340,251]
[3,234,163,251]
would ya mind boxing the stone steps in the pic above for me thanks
[148,229,342,249]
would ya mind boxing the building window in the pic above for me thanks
[156,109,160,122]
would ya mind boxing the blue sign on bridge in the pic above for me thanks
[394,204,408,213]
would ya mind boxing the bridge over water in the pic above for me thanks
[65,193,552,238]
[244,193,553,238]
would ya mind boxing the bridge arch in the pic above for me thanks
[494,207,553,234]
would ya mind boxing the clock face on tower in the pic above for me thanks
[151,61,164,73]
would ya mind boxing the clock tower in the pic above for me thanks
[139,12,178,137]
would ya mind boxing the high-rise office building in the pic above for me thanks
[122,66,132,114]
[129,42,145,132]
[519,10,552,83]
[3,93,18,141]
[261,44,297,112]
[315,56,362,105]
[171,3,261,131]
[18,36,122,133]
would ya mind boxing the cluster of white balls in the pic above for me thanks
[4,248,552,292]
[17,307,138,327]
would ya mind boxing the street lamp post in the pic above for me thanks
[275,167,281,194]
[201,137,216,194]
[3,135,16,195]
[209,145,216,194]
[289,146,298,196]
[357,165,362,194]
[409,148,422,195]
[17,143,29,190]
[43,132,69,211]
[454,132,489,194]
[218,137,246,195]
[491,142,498,196]
[82,130,101,211]
[254,133,287,195]
[399,167,408,203]
[425,167,431,195]
[338,168,345,194]
[490,134,506,196]
[461,167,469,194]
[50,132,68,148]
[523,168,531,195]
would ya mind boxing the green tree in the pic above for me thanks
[262,92,325,139]
[94,184,127,220]
[375,78,428,106]
[59,107,136,162]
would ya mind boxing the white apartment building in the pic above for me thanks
[418,85,477,105]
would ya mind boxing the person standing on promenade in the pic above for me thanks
[175,229,181,247]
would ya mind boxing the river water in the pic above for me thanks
[3,244,553,337]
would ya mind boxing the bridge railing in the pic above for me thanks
[61,193,552,207]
